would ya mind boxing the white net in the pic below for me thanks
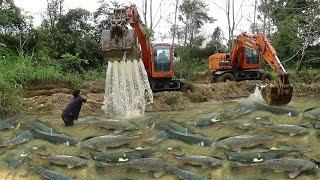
[101,53,153,118]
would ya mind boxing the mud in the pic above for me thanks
[22,81,320,115]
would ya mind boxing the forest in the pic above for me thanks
[1,0,320,116]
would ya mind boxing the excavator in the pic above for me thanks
[100,4,181,92]
[208,33,293,106]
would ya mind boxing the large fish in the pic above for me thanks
[145,131,169,144]
[216,135,274,152]
[0,130,33,147]
[33,121,60,134]
[166,167,205,180]
[33,129,78,146]
[160,120,194,134]
[300,108,320,120]
[103,158,167,178]
[194,117,221,127]
[263,124,308,136]
[41,155,87,168]
[0,116,20,131]
[247,158,318,179]
[78,117,138,133]
[92,149,145,163]
[175,155,222,168]
[80,135,140,151]
[166,129,213,146]
[8,146,36,169]
[228,149,304,164]
[27,165,72,180]
[235,101,299,116]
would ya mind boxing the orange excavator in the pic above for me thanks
[208,33,293,106]
[101,4,181,92]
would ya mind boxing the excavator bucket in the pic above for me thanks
[101,8,138,60]
[260,74,293,106]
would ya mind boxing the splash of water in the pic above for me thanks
[246,86,265,103]
[101,54,153,118]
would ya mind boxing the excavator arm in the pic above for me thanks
[232,33,293,106]
[101,4,152,72]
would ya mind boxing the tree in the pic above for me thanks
[178,0,214,46]
[0,0,25,50]
[206,27,225,52]
[45,0,64,29]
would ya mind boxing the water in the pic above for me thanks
[101,54,153,118]
[1,96,320,179]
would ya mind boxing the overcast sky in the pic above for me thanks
[14,0,255,44]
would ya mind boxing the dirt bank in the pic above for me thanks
[22,80,320,115]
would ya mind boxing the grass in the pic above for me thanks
[0,49,105,118]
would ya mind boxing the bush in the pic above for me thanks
[58,53,89,74]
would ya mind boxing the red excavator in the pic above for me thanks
[208,33,293,106]
[101,4,181,92]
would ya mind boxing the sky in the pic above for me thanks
[14,0,255,44]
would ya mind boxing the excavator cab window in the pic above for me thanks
[245,48,259,64]
[154,45,170,72]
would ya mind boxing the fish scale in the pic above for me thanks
[41,155,87,168]
[175,155,221,168]
[81,135,140,150]
[166,167,205,180]
[217,135,274,151]
[114,158,167,171]
[251,158,318,172]
[264,124,308,135]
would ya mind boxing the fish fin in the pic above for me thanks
[149,122,155,130]
[13,123,20,131]
[212,124,223,130]
[232,147,241,153]
[82,136,96,141]
[114,130,123,134]
[140,169,148,173]
[289,133,296,136]
[67,165,74,169]
[154,171,165,178]
[202,164,209,169]
[288,171,301,179]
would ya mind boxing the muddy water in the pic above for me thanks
[1,95,320,180]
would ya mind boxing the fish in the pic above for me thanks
[245,158,318,179]
[0,116,20,130]
[160,120,194,134]
[33,121,60,134]
[27,165,72,180]
[300,108,320,120]
[78,117,138,133]
[166,167,205,180]
[194,117,221,127]
[216,135,274,152]
[228,149,304,164]
[80,135,140,151]
[138,114,158,127]
[263,124,308,136]
[40,155,87,168]
[8,146,35,169]
[234,101,299,116]
[145,130,169,144]
[102,158,167,178]
[166,129,213,146]
[0,130,33,147]
[92,149,145,163]
[33,129,78,146]
[175,155,222,168]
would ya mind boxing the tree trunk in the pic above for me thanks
[253,0,257,33]
[144,0,147,26]
[172,0,179,44]
[150,0,153,29]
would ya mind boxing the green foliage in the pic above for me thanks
[58,53,88,74]
[174,45,212,80]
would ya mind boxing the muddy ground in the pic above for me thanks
[23,80,320,115]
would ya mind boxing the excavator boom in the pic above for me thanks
[232,33,293,106]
